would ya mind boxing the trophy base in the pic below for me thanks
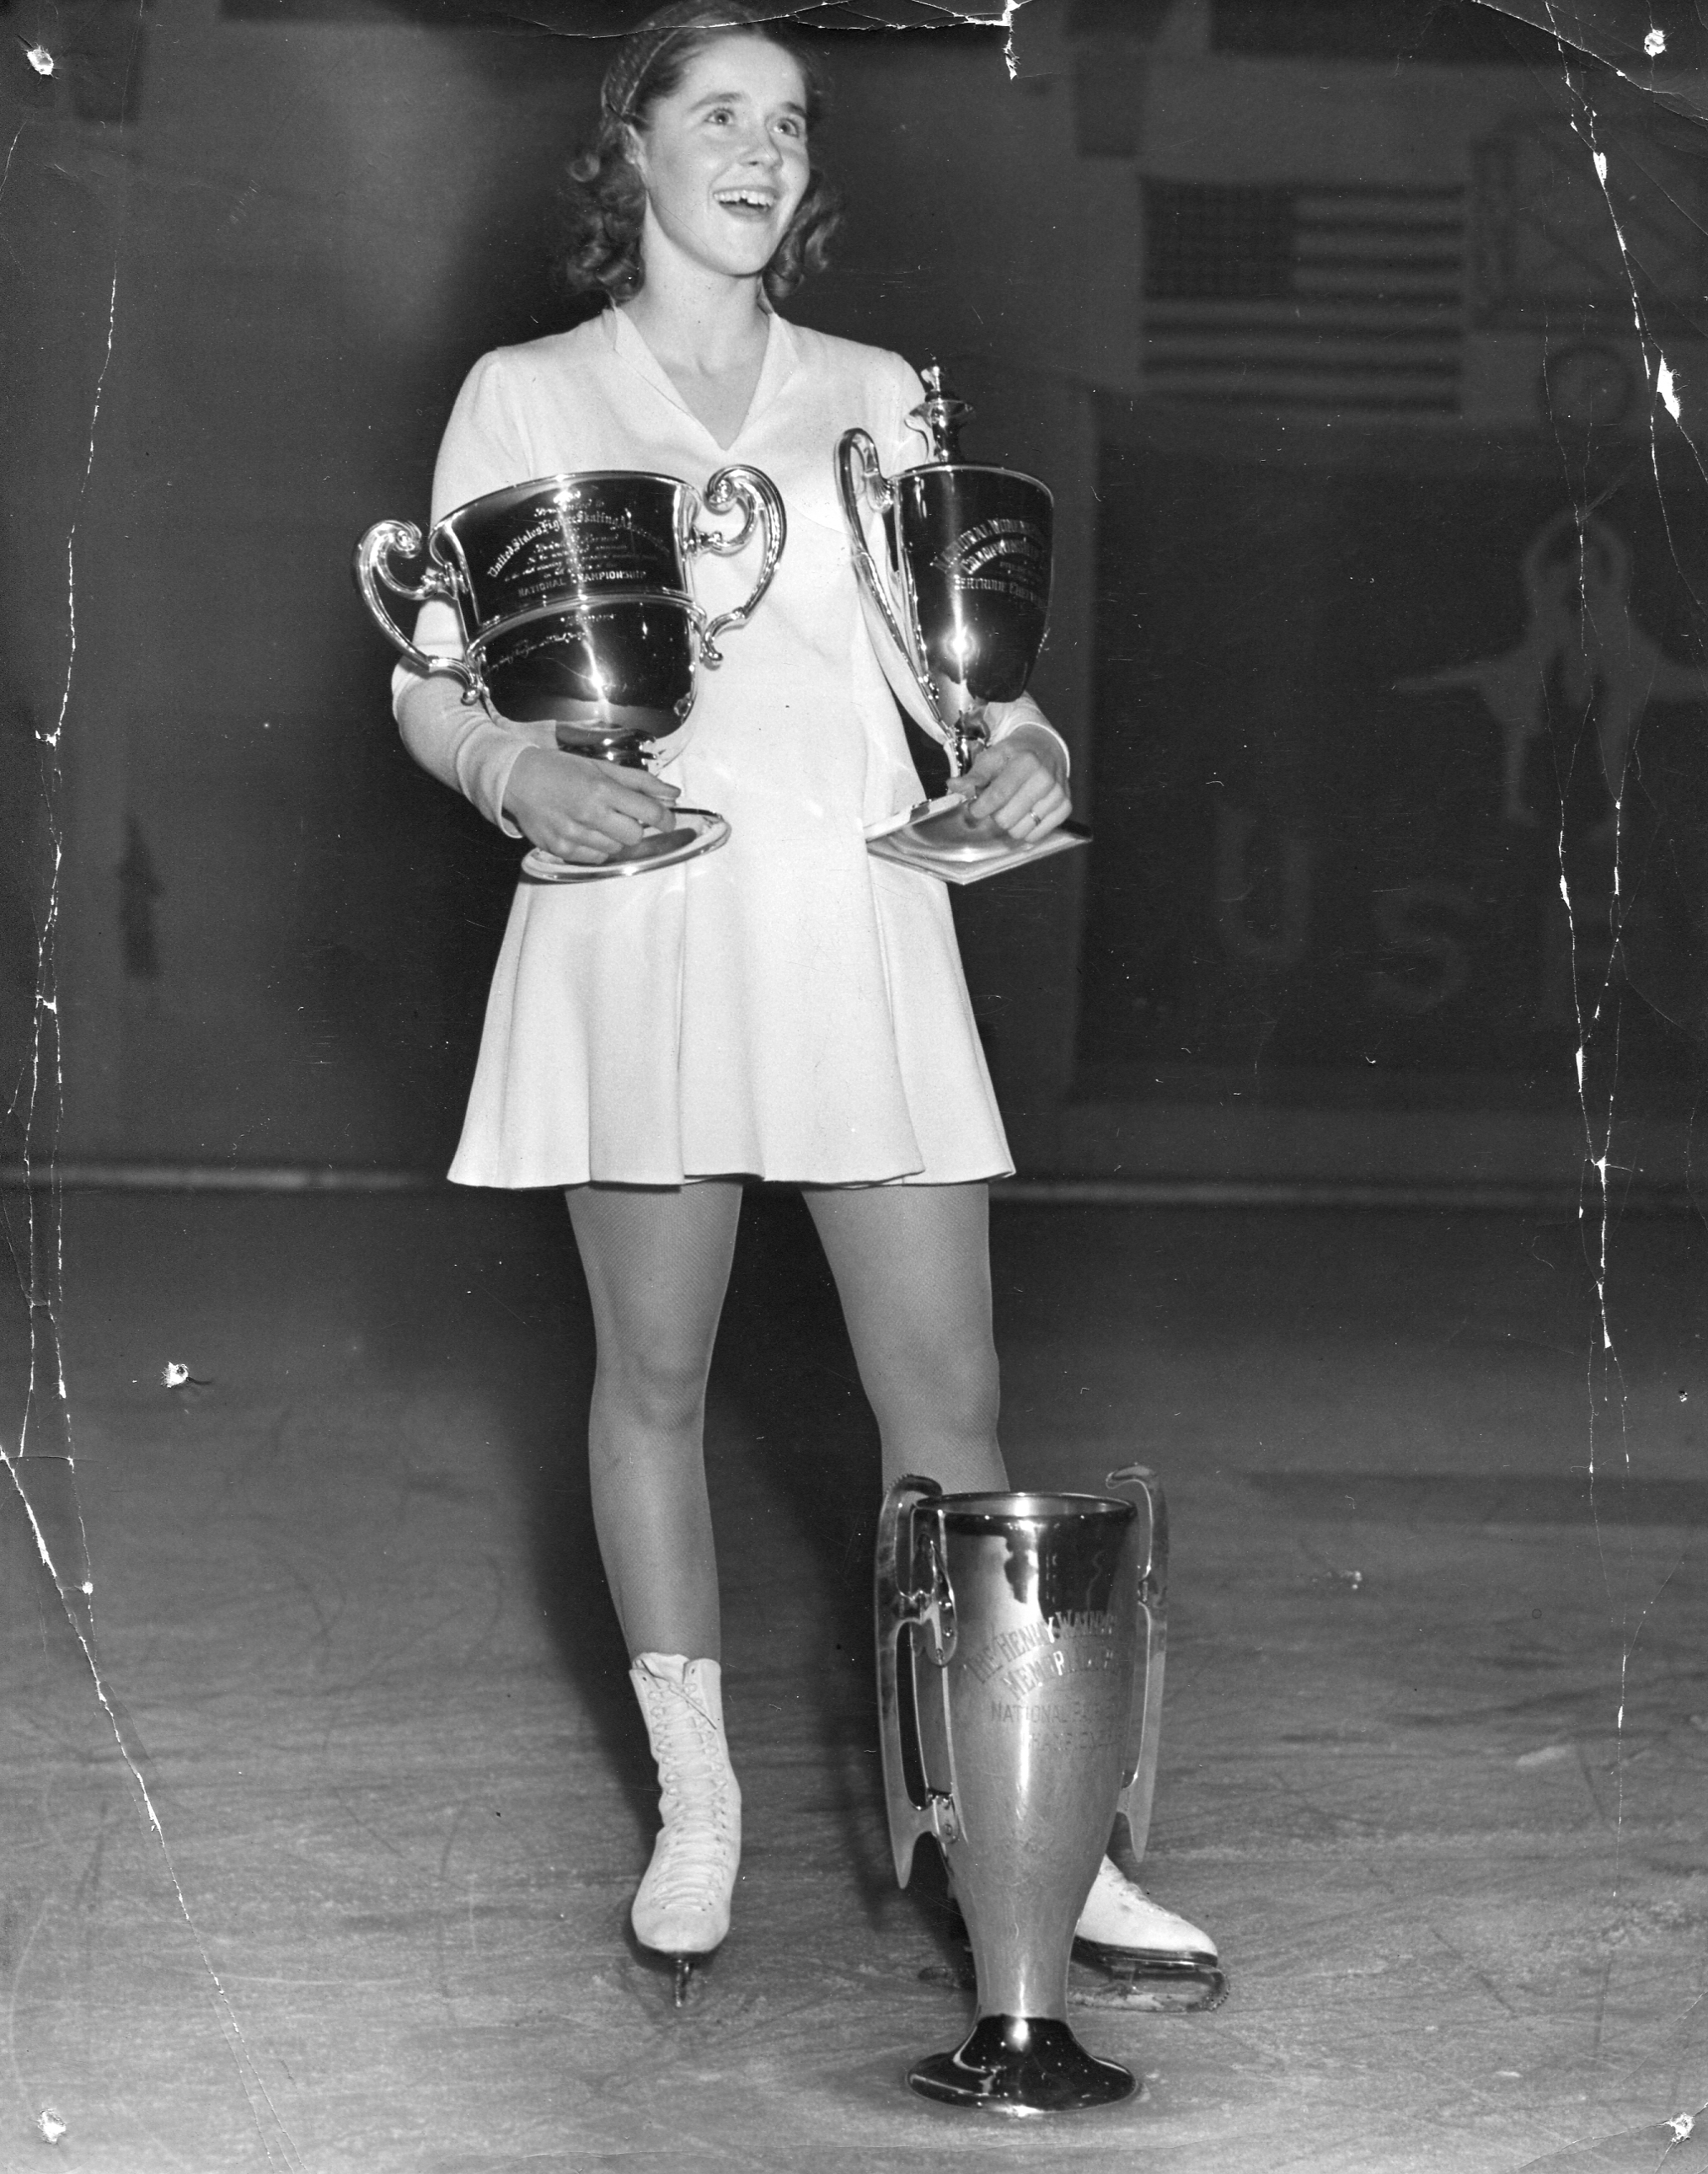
[865,799,1090,886]
[908,2015,1135,2116]
[520,807,730,883]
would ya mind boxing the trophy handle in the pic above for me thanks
[686,463,786,666]
[1106,1464,1170,1863]
[835,428,953,747]
[875,1475,962,1887]
[352,519,479,694]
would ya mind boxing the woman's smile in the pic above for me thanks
[712,185,780,217]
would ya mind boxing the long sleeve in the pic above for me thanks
[389,351,549,834]
[396,673,534,838]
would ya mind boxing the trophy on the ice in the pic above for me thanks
[875,1469,1166,2113]
[354,466,784,880]
[838,367,1089,883]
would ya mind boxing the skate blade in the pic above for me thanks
[628,1937,717,2008]
[918,1943,1227,2012]
[1071,1941,1229,2014]
[666,1950,722,2006]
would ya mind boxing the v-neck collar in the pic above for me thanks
[606,306,796,453]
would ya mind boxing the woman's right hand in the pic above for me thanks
[502,746,682,865]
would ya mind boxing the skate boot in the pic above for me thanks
[628,1652,742,2004]
[1072,1856,1228,2011]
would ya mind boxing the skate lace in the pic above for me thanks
[648,1693,737,1908]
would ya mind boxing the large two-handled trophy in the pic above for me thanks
[354,467,784,880]
[875,1470,1166,2114]
[838,367,1090,883]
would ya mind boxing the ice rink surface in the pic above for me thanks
[3,1190,1703,2172]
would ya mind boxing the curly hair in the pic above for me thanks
[558,1,840,308]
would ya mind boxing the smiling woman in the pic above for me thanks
[384,0,1202,2011]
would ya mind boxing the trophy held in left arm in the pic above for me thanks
[838,368,1090,883]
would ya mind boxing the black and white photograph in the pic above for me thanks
[3,0,1705,2165]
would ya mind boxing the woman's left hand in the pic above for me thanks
[955,721,1073,840]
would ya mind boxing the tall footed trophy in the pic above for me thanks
[354,466,784,880]
[875,1469,1167,2114]
[838,367,1090,883]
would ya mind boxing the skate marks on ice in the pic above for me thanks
[1510,2096,1708,2171]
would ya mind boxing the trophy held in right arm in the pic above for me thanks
[838,367,1090,883]
[353,466,784,881]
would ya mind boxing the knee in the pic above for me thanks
[593,1344,710,1440]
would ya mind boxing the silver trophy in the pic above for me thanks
[354,467,784,880]
[838,367,1090,883]
[875,1469,1167,2113]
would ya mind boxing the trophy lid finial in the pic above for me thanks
[913,362,974,464]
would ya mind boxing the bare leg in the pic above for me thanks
[566,1181,743,1660]
[802,1181,1008,1496]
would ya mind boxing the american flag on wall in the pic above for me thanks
[1141,179,1466,415]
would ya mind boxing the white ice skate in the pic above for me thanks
[629,1652,742,2004]
[1072,1856,1227,2011]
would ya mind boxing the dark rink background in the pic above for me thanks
[3,4,1708,2171]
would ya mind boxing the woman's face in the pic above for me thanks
[630,36,811,286]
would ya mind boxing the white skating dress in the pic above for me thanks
[395,308,1028,1189]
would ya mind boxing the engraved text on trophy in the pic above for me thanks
[935,518,1050,610]
[484,502,677,617]
[962,1609,1125,1748]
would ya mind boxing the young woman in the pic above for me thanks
[394,0,1216,1992]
